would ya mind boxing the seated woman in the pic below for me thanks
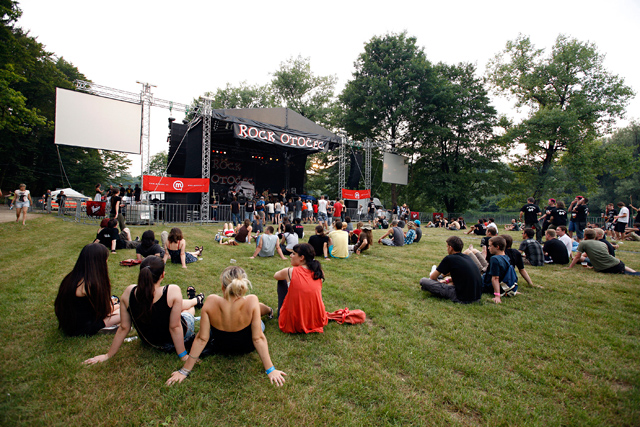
[274,243,328,333]
[279,223,299,256]
[136,230,165,260]
[55,243,120,336]
[83,256,204,365]
[350,226,373,255]
[350,221,363,245]
[308,225,331,260]
[404,221,417,245]
[165,266,286,386]
[458,217,467,230]
[219,219,253,245]
[163,228,202,268]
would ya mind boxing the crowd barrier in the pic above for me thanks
[28,199,606,228]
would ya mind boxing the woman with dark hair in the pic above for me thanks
[136,230,165,260]
[351,226,373,255]
[274,243,328,333]
[166,266,286,386]
[84,256,203,365]
[163,228,202,269]
[279,223,299,256]
[54,243,120,336]
[308,225,330,260]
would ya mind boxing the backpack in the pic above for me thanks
[498,255,518,296]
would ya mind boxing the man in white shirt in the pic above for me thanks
[614,202,629,241]
[317,195,328,230]
[556,225,573,258]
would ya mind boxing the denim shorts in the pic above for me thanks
[318,212,328,222]
[15,201,30,209]
[181,312,196,340]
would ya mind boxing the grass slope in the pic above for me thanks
[1,216,639,426]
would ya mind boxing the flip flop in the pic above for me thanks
[195,293,205,309]
[186,286,196,300]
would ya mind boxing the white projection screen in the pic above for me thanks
[55,88,142,154]
[382,152,409,185]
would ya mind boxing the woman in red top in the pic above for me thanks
[274,243,328,333]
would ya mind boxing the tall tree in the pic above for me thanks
[487,34,635,201]
[146,151,168,176]
[410,63,506,213]
[340,31,433,205]
[0,2,131,195]
[271,55,337,127]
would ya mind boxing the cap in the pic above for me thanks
[414,220,421,226]
[576,195,584,199]
[549,198,556,203]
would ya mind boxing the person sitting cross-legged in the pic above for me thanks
[419,236,482,304]
[542,228,570,265]
[519,228,544,266]
[250,226,287,260]
[567,228,639,275]
[378,220,405,246]
[500,234,540,288]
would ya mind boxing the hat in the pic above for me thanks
[414,220,421,226]
[576,195,584,199]
[362,226,373,231]
[549,198,556,203]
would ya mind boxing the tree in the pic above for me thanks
[340,31,433,205]
[410,63,506,213]
[487,34,635,201]
[0,4,131,195]
[271,55,337,127]
[146,151,168,176]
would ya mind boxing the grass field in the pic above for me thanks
[1,215,639,426]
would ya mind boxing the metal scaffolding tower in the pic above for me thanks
[338,136,347,196]
[200,97,213,221]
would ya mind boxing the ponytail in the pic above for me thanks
[220,266,252,300]
[223,277,251,300]
[136,256,164,321]
[292,243,324,281]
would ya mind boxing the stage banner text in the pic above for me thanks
[143,175,210,193]
[341,189,371,200]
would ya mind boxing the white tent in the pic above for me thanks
[51,188,89,199]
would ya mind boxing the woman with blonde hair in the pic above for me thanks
[166,266,285,386]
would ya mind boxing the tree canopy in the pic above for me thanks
[487,34,635,202]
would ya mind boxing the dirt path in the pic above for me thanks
[0,205,48,223]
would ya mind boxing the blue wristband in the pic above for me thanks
[178,350,187,358]
[265,366,275,375]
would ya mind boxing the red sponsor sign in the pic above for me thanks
[341,189,371,200]
[86,201,106,217]
[143,175,210,193]
[410,211,420,220]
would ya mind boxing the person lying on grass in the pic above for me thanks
[166,266,285,386]
[83,256,204,365]
[55,243,120,337]
[420,236,482,304]
[567,228,639,275]
[162,227,202,268]
[274,243,329,334]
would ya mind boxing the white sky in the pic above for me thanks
[17,0,640,175]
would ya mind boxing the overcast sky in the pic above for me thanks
[17,0,640,175]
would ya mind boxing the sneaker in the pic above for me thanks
[500,282,517,297]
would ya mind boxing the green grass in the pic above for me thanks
[1,215,639,426]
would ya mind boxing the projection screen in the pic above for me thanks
[382,152,409,185]
[55,88,142,154]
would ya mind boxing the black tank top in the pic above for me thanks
[128,285,186,347]
[207,324,255,355]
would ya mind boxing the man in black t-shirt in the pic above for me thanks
[519,197,542,242]
[367,198,376,225]
[420,236,482,303]
[540,198,557,232]
[569,196,589,241]
[110,190,122,218]
[230,197,240,226]
[542,229,569,264]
